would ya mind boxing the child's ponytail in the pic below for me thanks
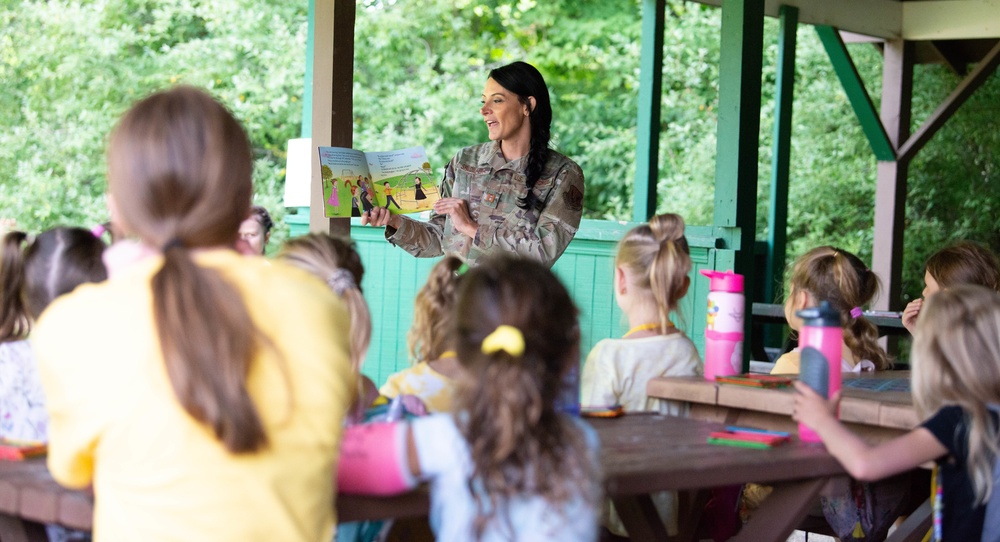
[619,213,692,331]
[789,247,892,370]
[0,231,29,342]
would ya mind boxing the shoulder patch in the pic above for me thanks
[563,184,584,212]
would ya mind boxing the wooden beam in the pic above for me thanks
[872,40,913,311]
[310,0,355,236]
[714,0,764,371]
[765,5,797,307]
[633,0,665,223]
[903,1,1000,40]
[815,26,896,162]
[898,39,1000,163]
[688,0,901,40]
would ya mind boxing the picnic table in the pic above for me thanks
[0,414,847,542]
[647,371,931,542]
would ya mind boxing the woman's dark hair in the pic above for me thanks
[249,205,274,234]
[0,227,107,343]
[488,61,552,212]
[108,86,267,453]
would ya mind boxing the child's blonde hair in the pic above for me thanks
[787,246,892,370]
[453,254,599,539]
[925,241,1000,292]
[278,233,370,372]
[616,213,691,331]
[912,284,1000,505]
[407,255,464,363]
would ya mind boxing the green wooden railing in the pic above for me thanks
[286,212,723,385]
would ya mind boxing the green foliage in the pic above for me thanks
[4,0,1000,310]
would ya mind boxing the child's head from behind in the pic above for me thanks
[912,284,1000,503]
[0,228,107,342]
[923,241,1000,297]
[107,86,252,249]
[452,254,594,533]
[785,246,891,369]
[408,255,464,363]
[615,213,691,330]
[278,233,369,371]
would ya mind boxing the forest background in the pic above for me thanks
[3,0,1000,307]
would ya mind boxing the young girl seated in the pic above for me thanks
[580,213,699,542]
[581,213,700,414]
[277,233,379,421]
[0,227,107,442]
[902,240,1000,334]
[379,255,465,413]
[795,284,1000,541]
[771,246,892,374]
[340,254,600,540]
[34,86,355,541]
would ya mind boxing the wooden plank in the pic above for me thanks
[646,376,718,404]
[903,1,1000,40]
[731,478,828,541]
[885,498,932,542]
[688,0,902,40]
[633,0,665,223]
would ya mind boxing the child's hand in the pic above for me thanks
[792,380,840,431]
[902,298,922,334]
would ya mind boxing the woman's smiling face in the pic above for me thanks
[480,77,531,144]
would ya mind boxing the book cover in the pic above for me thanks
[317,146,440,218]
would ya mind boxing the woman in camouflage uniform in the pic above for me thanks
[362,61,585,269]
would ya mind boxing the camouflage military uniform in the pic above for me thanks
[385,141,585,268]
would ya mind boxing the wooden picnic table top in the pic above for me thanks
[0,414,846,541]
[648,371,918,432]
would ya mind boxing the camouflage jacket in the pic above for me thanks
[385,141,585,268]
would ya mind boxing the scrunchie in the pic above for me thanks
[850,307,863,319]
[326,268,356,295]
[481,325,525,358]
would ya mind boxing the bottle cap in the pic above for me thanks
[796,301,841,327]
[700,269,744,293]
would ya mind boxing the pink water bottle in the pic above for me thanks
[796,301,842,442]
[701,270,745,380]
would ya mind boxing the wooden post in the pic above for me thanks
[871,40,913,310]
[633,0,665,223]
[714,0,764,370]
[765,5,797,306]
[310,0,355,236]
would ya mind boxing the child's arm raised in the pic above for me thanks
[792,381,947,481]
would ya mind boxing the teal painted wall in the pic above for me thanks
[285,211,722,386]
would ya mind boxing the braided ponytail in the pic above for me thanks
[488,62,553,212]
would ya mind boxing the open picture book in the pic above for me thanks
[317,146,440,218]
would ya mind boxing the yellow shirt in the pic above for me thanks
[379,361,455,413]
[34,250,355,542]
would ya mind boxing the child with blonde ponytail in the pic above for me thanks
[581,213,701,414]
[580,213,700,538]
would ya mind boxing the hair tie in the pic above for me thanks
[162,238,185,252]
[481,325,525,358]
[850,307,863,319]
[454,262,470,277]
[91,224,107,238]
[326,268,356,295]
